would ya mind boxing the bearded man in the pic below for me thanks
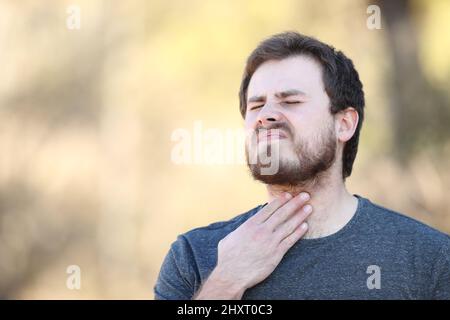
[155,32,450,300]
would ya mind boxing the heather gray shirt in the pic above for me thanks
[154,195,450,299]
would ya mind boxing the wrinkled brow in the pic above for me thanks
[247,89,307,103]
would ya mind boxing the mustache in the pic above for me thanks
[255,123,293,138]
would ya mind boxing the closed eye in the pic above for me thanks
[249,104,264,110]
[284,101,301,105]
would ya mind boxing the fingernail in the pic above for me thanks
[303,204,312,213]
[301,222,308,230]
[285,193,293,199]
[300,192,309,201]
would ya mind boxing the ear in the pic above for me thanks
[335,107,359,143]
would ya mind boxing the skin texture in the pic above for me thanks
[194,55,360,300]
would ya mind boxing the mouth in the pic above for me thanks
[258,129,288,142]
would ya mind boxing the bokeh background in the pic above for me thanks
[0,0,449,299]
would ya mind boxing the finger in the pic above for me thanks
[277,222,309,253]
[273,204,313,241]
[250,193,293,224]
[265,192,310,229]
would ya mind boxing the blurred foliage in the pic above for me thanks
[0,0,449,298]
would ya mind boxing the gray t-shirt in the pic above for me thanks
[154,195,450,299]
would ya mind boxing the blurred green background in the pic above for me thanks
[0,0,449,299]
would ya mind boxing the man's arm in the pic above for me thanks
[193,267,246,300]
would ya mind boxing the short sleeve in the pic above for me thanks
[432,241,450,300]
[154,235,198,300]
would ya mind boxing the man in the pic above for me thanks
[154,32,450,299]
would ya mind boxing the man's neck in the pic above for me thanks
[266,170,358,239]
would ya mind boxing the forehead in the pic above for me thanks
[247,55,324,97]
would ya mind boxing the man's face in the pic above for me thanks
[244,55,338,185]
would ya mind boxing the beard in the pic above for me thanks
[245,121,337,186]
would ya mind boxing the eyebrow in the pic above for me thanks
[247,89,307,103]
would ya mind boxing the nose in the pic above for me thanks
[256,103,283,128]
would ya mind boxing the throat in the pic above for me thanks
[303,193,358,239]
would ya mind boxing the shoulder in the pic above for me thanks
[359,196,450,256]
[358,196,450,298]
[364,197,449,240]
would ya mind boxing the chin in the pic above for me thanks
[253,143,294,160]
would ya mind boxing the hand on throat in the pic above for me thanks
[266,169,358,239]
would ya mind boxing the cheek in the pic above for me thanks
[244,113,258,130]
[290,117,328,145]
[295,106,332,132]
